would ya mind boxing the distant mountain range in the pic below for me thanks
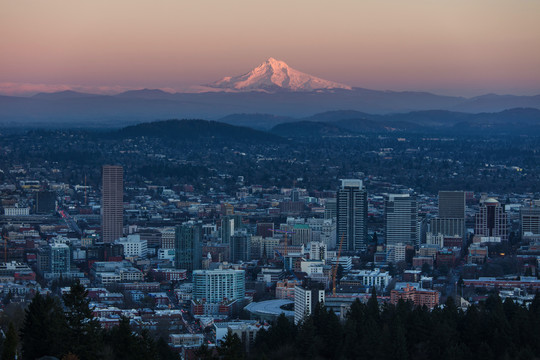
[111,109,540,144]
[1,88,539,128]
[0,58,539,128]
[268,108,540,136]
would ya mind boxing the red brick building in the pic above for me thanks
[390,284,440,309]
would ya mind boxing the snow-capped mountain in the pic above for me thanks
[206,57,352,92]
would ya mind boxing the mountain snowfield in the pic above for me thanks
[207,57,352,92]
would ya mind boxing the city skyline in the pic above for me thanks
[2,0,540,96]
[1,0,539,355]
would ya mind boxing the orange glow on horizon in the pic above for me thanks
[1,0,540,96]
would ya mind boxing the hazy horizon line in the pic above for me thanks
[1,81,539,98]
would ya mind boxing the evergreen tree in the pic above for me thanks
[105,317,144,360]
[477,342,494,360]
[312,305,343,359]
[391,320,408,360]
[195,343,216,360]
[140,329,157,360]
[250,314,296,359]
[156,337,179,360]
[20,293,66,360]
[218,330,244,360]
[296,316,319,359]
[62,280,103,360]
[1,323,17,360]
[342,319,361,359]
[366,286,380,321]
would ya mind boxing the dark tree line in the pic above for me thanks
[5,281,179,360]
[200,292,540,360]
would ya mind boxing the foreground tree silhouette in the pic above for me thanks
[1,323,18,360]
[20,293,66,360]
[104,317,179,360]
[62,280,103,360]
[195,343,216,360]
[21,286,179,360]
[218,330,243,360]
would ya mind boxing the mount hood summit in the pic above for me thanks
[206,57,352,92]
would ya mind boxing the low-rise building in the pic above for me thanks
[116,234,148,258]
[275,279,302,299]
[390,284,440,309]
[169,334,204,348]
[340,269,392,291]
[214,321,269,352]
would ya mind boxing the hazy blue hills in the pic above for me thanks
[32,90,99,100]
[269,108,540,136]
[304,110,374,122]
[1,87,540,127]
[270,121,352,138]
[218,113,295,129]
[113,89,178,100]
[117,119,282,142]
[454,94,540,113]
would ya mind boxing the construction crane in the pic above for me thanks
[274,249,299,281]
[332,234,345,296]
[268,228,295,266]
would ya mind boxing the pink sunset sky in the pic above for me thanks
[1,0,539,96]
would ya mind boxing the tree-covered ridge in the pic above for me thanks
[210,292,540,360]
[118,119,283,143]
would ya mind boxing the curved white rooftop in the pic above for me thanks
[244,299,294,317]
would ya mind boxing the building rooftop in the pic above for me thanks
[244,299,294,318]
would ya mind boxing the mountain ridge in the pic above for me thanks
[268,107,540,136]
[1,85,540,127]
[118,119,284,142]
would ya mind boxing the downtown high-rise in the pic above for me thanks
[192,269,245,303]
[175,223,202,271]
[385,194,419,247]
[102,165,123,243]
[475,197,508,241]
[430,191,466,245]
[336,179,368,252]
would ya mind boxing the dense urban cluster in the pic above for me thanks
[0,127,539,359]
